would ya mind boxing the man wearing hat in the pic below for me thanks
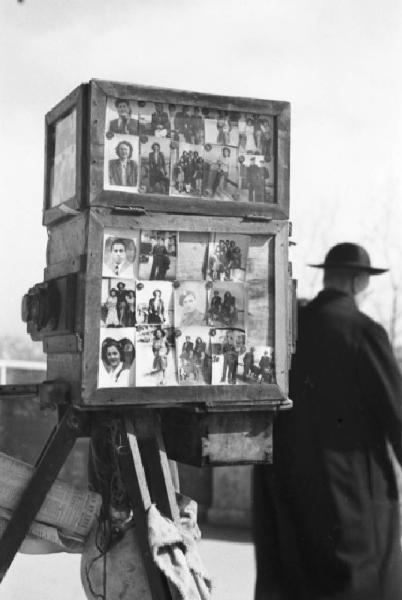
[253,243,402,600]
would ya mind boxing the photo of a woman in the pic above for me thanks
[148,289,165,324]
[136,281,173,327]
[176,327,211,385]
[135,325,177,386]
[108,140,138,187]
[148,142,168,192]
[125,290,136,327]
[98,336,135,388]
[101,278,136,328]
[152,328,170,385]
[104,288,119,327]
[221,290,238,327]
[244,118,257,153]
[207,281,245,329]
[116,282,127,326]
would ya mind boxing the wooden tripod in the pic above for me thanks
[0,384,181,600]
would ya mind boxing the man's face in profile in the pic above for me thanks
[111,243,126,265]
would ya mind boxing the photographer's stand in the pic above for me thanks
[0,383,179,600]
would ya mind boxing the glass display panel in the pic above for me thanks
[98,228,275,389]
[103,97,275,204]
[49,109,77,207]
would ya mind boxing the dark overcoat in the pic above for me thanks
[254,289,402,600]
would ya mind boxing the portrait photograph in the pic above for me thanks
[173,282,208,329]
[207,234,249,282]
[210,328,246,386]
[254,115,274,161]
[104,134,140,193]
[238,153,272,204]
[98,328,136,389]
[50,109,76,207]
[207,281,246,330]
[170,143,205,197]
[238,113,260,154]
[176,231,209,280]
[203,144,240,201]
[138,136,171,195]
[175,326,212,385]
[102,230,139,279]
[238,345,275,385]
[135,280,173,327]
[246,235,274,282]
[139,102,171,138]
[246,280,272,348]
[172,105,205,146]
[100,278,136,328]
[204,111,239,148]
[105,97,139,138]
[138,230,177,281]
[135,325,177,387]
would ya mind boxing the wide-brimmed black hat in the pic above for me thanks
[309,243,388,275]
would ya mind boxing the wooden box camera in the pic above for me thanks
[22,80,294,464]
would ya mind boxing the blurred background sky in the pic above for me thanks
[1,0,401,344]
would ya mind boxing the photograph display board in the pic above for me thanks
[98,227,275,389]
[103,96,275,204]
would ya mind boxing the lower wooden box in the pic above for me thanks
[161,408,274,467]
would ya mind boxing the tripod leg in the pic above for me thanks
[119,414,173,600]
[131,411,180,525]
[0,407,84,582]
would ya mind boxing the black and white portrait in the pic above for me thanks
[102,231,138,279]
[254,116,273,161]
[135,281,173,326]
[139,102,171,138]
[207,282,246,330]
[139,136,171,195]
[135,325,177,387]
[207,234,248,282]
[203,144,239,201]
[170,143,205,196]
[238,345,275,384]
[176,326,211,385]
[210,328,246,385]
[106,97,139,137]
[101,279,136,328]
[204,111,239,148]
[138,230,177,281]
[174,282,208,328]
[238,153,272,203]
[98,329,136,388]
[172,105,204,145]
[104,135,139,192]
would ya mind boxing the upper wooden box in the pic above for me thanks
[43,80,290,225]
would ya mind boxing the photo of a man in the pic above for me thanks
[102,235,137,279]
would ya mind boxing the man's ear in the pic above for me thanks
[353,272,370,294]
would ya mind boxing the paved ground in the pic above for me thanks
[0,525,255,600]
